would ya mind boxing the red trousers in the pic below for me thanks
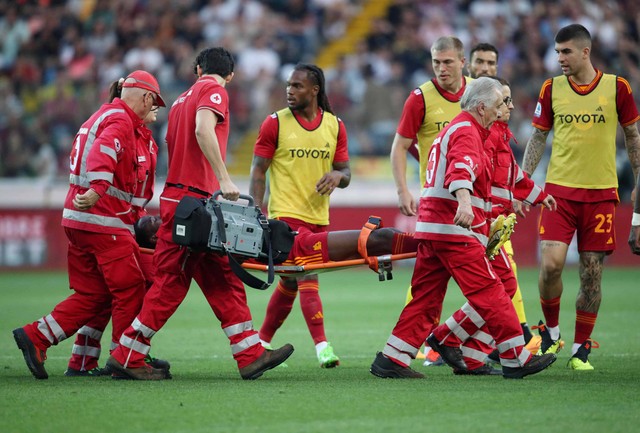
[67,252,155,371]
[111,237,264,369]
[432,246,519,368]
[382,240,529,368]
[24,228,145,353]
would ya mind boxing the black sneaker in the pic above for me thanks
[487,349,500,365]
[13,328,48,379]
[370,352,424,379]
[64,366,111,377]
[145,354,171,371]
[502,353,557,379]
[532,320,564,355]
[426,334,467,371]
[453,364,502,376]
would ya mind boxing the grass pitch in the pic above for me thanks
[1,266,639,433]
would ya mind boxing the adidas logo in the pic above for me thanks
[288,132,298,139]
[324,142,330,148]
[311,311,324,320]
[313,241,322,251]
[596,106,603,112]
[606,237,613,245]
[434,107,444,115]
[539,226,545,235]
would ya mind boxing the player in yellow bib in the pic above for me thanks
[523,24,640,370]
[250,63,351,368]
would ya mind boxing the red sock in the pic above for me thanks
[392,232,419,254]
[540,296,561,328]
[259,281,297,343]
[299,280,326,344]
[575,310,597,344]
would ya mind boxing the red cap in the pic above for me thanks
[122,70,166,107]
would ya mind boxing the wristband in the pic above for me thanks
[632,212,640,226]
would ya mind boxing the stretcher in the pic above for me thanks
[241,252,417,280]
[139,247,416,281]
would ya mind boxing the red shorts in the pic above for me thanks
[277,217,330,265]
[539,197,617,253]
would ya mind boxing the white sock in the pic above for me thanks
[315,341,328,356]
[260,339,272,348]
[548,325,560,341]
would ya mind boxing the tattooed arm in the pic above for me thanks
[630,171,640,255]
[522,127,550,176]
[623,122,640,255]
[623,122,640,184]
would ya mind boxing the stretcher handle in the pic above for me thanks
[211,190,254,207]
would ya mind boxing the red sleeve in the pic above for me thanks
[89,180,110,197]
[197,83,228,122]
[513,169,548,204]
[396,89,426,139]
[333,118,349,162]
[444,129,481,192]
[531,78,553,131]
[253,114,279,159]
[616,77,640,127]
[87,117,129,196]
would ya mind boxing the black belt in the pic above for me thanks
[166,182,211,197]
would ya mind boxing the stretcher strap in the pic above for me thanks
[357,215,383,273]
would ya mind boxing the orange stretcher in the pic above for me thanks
[139,216,417,281]
[240,252,417,280]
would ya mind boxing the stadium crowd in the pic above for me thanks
[1,0,639,197]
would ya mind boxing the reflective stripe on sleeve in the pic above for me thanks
[100,144,117,162]
[87,171,114,183]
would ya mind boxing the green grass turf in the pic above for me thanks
[1,266,639,433]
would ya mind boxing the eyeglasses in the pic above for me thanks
[144,92,158,108]
[503,96,513,105]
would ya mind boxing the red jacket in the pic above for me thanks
[486,121,547,219]
[62,98,146,236]
[132,127,158,221]
[415,111,493,245]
